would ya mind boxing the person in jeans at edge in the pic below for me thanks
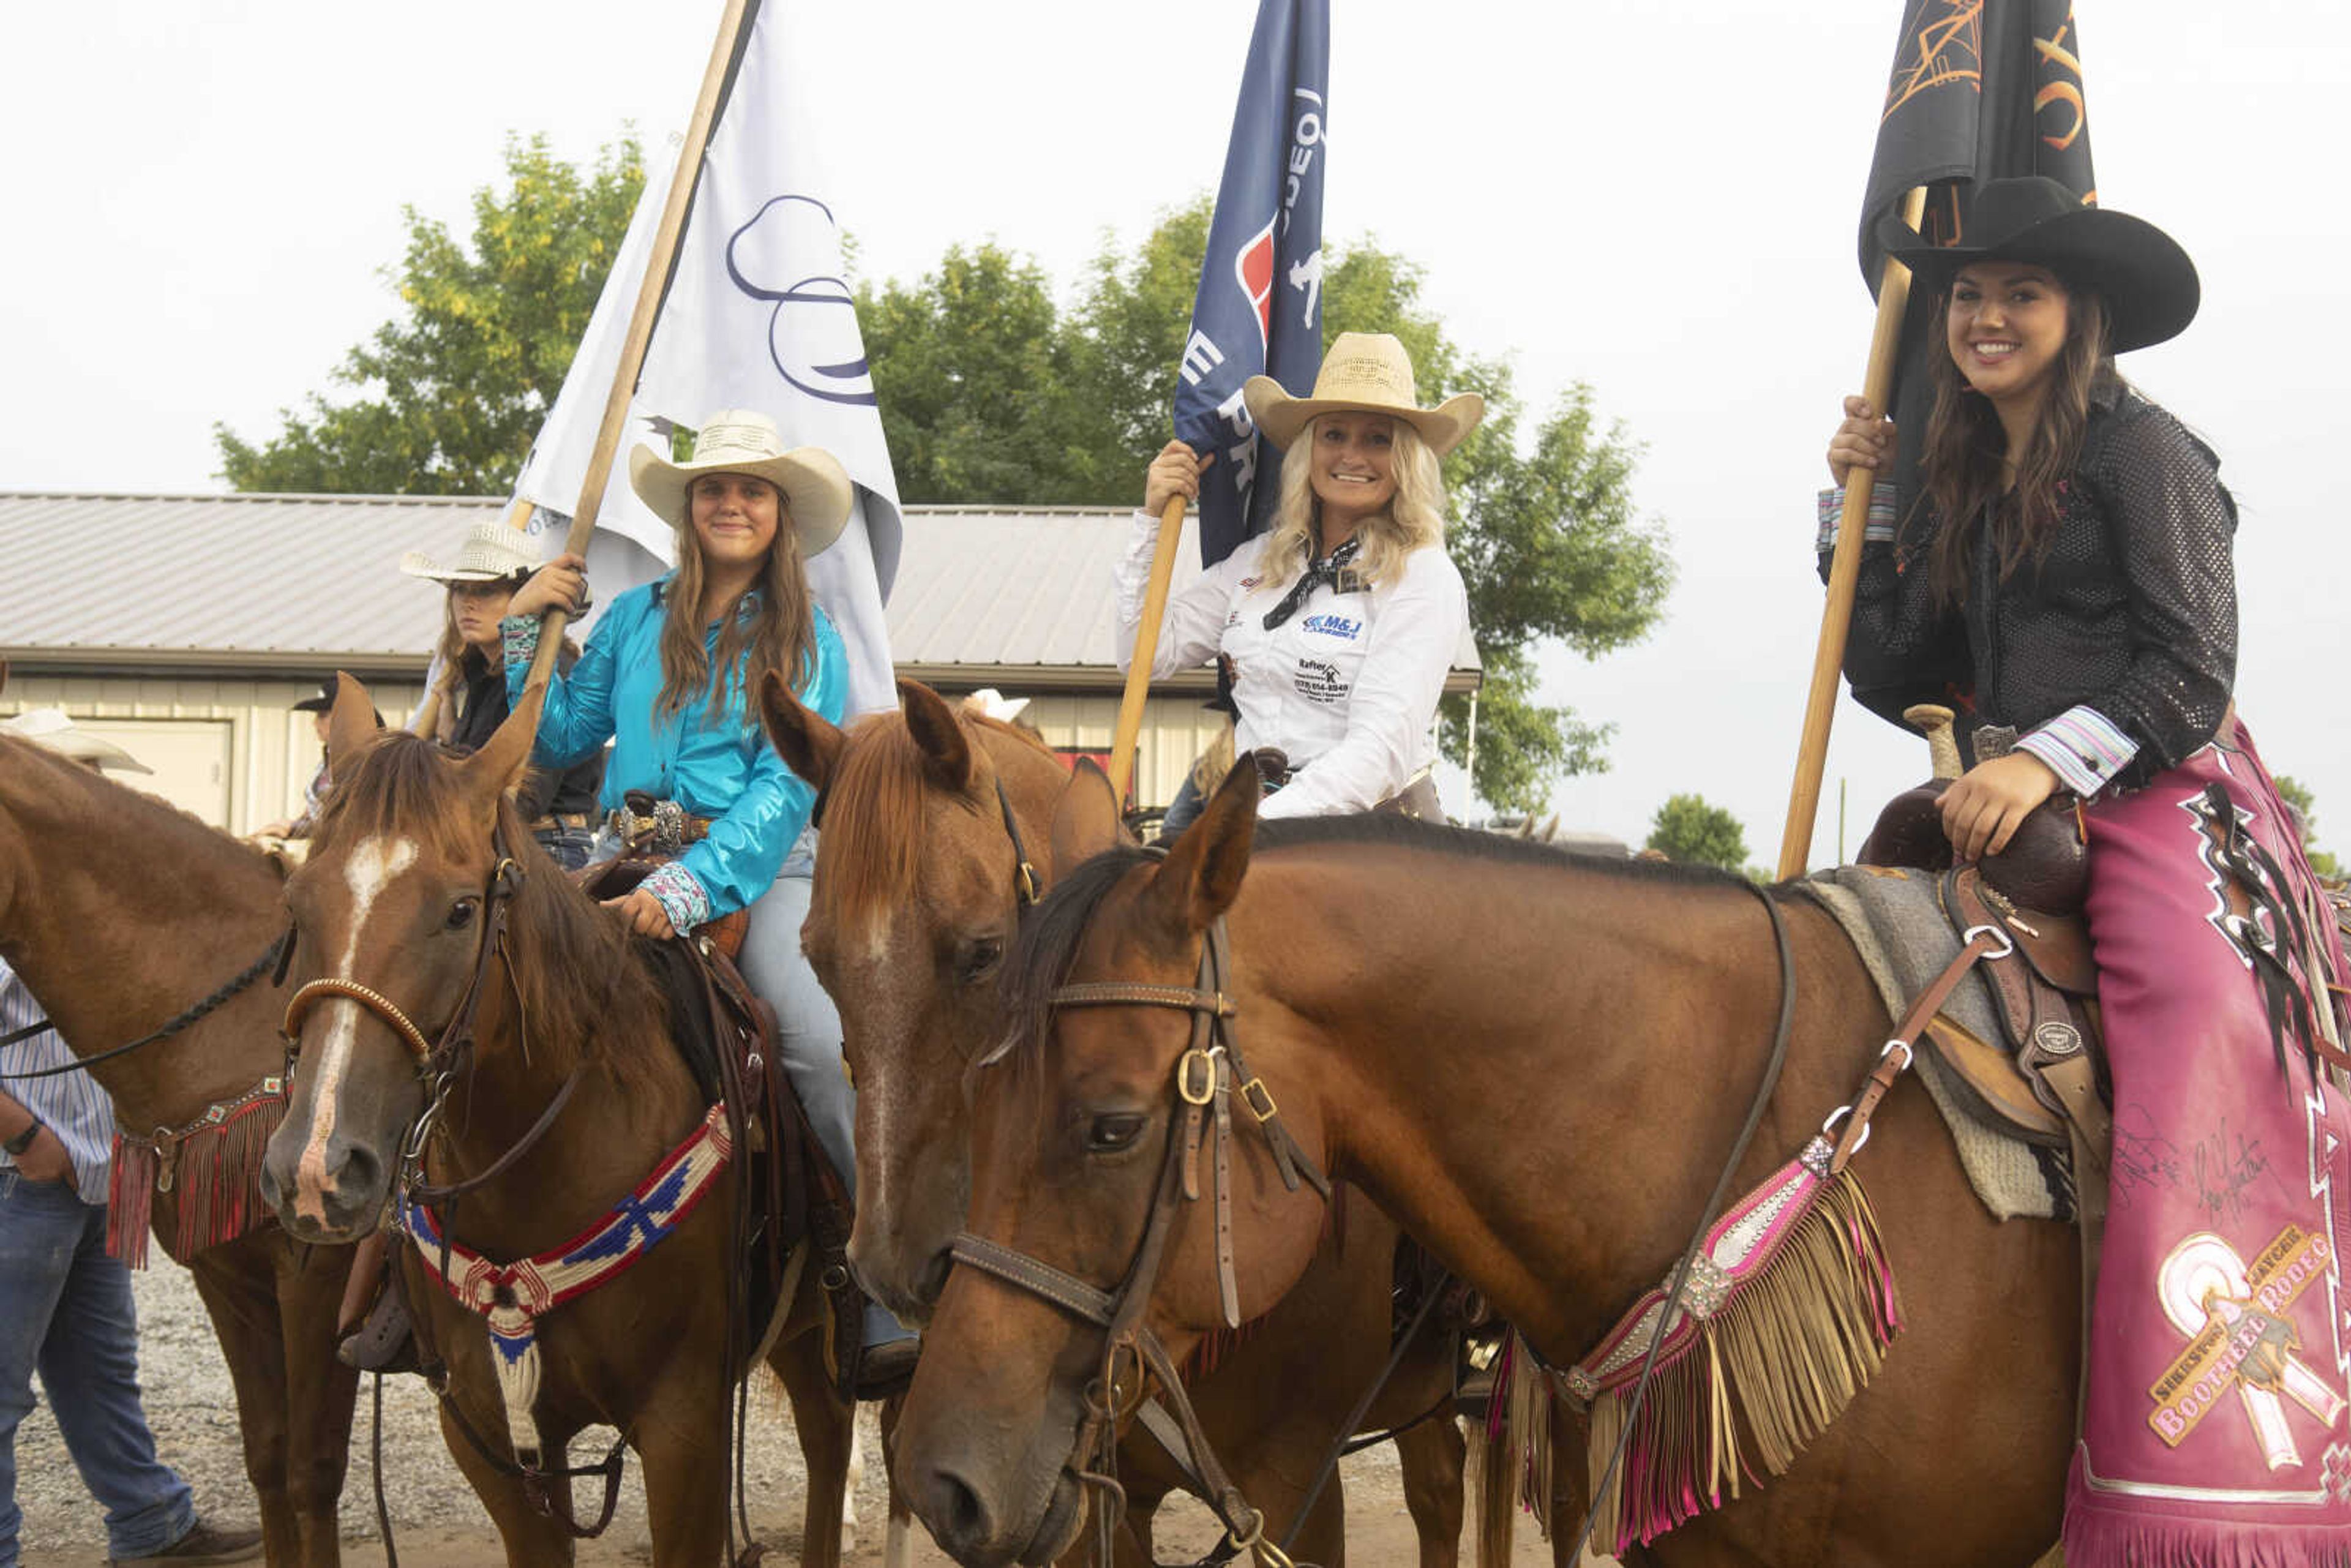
[0,710,263,1567]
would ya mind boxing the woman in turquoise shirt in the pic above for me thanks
[505,408,913,1392]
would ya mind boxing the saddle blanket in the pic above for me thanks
[1795,866,2075,1222]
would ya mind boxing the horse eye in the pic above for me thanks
[1087,1112,1148,1154]
[445,898,479,931]
[956,936,1003,984]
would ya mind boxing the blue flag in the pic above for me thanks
[1172,0,1329,569]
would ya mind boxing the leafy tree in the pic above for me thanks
[1646,793,1751,871]
[2276,775,2344,880]
[215,134,645,494]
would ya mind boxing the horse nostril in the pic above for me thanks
[337,1144,383,1207]
[917,1247,952,1307]
[921,1466,991,1558]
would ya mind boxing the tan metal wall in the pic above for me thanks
[1,675,426,837]
[994,693,1229,812]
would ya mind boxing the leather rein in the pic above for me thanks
[953,912,1333,1568]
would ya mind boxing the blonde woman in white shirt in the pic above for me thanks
[1122,332,1481,820]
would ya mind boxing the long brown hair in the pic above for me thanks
[1919,276,2116,606]
[658,484,819,722]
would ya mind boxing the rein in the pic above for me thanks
[0,929,293,1076]
[953,913,1332,1568]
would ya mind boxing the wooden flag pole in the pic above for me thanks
[1108,494,1188,805]
[1773,186,1928,880]
[522,0,754,692]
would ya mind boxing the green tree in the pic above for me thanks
[2275,775,2344,880]
[214,134,645,494]
[1646,793,1751,871]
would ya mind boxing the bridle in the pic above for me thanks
[951,912,1332,1568]
[277,825,577,1204]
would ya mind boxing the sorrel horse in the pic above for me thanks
[255,680,853,1567]
[0,712,359,1565]
[762,678,1468,1568]
[893,760,2081,1568]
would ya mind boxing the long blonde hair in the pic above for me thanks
[656,488,819,722]
[1254,415,1447,588]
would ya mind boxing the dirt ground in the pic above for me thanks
[19,1254,1603,1567]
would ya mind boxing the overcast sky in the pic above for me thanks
[4,1,2344,863]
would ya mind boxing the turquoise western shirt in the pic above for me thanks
[504,577,845,920]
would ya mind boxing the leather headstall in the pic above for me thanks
[950,914,1329,1567]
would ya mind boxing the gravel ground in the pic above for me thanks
[17,1253,1591,1566]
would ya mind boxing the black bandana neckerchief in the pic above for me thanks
[1261,536,1365,631]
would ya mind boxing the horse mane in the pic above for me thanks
[310,730,669,1093]
[816,708,1054,947]
[997,815,1769,1067]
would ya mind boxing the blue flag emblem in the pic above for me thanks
[1172,0,1330,569]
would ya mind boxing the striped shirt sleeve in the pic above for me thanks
[0,960,118,1201]
[2017,704,2140,798]
[1817,481,1899,552]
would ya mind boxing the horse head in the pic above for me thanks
[895,758,1330,1567]
[260,674,541,1242]
[762,673,1093,1323]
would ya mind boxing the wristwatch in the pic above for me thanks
[2,1119,40,1158]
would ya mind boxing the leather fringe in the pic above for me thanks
[1586,1168,1900,1552]
[107,1093,287,1269]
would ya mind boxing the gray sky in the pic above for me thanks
[4,1,2344,862]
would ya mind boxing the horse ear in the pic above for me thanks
[899,679,973,793]
[759,669,844,790]
[325,673,381,770]
[460,678,542,805]
[1144,751,1260,937]
[1049,758,1123,878]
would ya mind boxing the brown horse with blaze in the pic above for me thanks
[892,758,2080,1568]
[761,677,1469,1568]
[257,676,853,1567]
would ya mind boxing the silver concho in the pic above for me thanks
[2031,1019,2083,1058]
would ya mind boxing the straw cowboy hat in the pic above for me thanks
[628,410,854,558]
[961,688,1032,724]
[399,520,546,585]
[1884,176,2200,354]
[1242,332,1485,456]
[1,708,151,773]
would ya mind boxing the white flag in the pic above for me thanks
[514,0,902,718]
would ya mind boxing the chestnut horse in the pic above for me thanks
[0,716,359,1565]
[762,678,1468,1568]
[893,760,2079,1568]
[256,681,853,1567]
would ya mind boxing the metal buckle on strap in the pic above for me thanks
[1959,921,2017,961]
[1239,1077,1279,1123]
[1177,1047,1221,1106]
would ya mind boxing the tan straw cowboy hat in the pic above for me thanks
[1242,332,1485,456]
[399,519,545,584]
[628,410,854,558]
[1,708,152,773]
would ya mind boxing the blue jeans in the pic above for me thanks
[738,874,912,1352]
[533,826,598,872]
[0,1172,193,1567]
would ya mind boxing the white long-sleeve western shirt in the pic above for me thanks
[1115,512,1468,819]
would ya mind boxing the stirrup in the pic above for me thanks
[337,1280,420,1375]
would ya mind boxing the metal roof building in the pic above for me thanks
[0,491,1480,831]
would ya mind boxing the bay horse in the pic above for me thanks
[892,758,2080,1568]
[0,705,359,1566]
[762,678,1468,1568]
[255,679,854,1567]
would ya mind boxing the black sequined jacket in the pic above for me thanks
[1823,384,2238,790]
[445,645,606,822]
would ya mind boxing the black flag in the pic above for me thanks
[1845,0,2096,719]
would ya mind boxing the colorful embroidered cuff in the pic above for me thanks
[640,861,713,934]
[500,615,541,668]
[1815,481,1898,551]
[2017,705,2139,797]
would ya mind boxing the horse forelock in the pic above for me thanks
[996,844,1159,1071]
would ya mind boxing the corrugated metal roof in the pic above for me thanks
[0,492,1480,685]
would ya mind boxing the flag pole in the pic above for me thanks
[522,0,755,691]
[1109,496,1187,805]
[1772,185,1927,880]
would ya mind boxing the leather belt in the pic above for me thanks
[527,812,594,833]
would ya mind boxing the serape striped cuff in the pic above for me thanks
[642,861,713,935]
[2017,705,2139,797]
[500,615,541,668]
[1816,481,1898,551]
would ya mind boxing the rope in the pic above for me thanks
[0,931,290,1076]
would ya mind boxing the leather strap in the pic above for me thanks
[1831,920,2011,1172]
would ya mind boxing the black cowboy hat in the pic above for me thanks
[1883,176,2199,354]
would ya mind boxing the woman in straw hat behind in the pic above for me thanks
[1129,331,1479,822]
[505,408,915,1394]
[1821,177,2350,1560]
[399,522,604,868]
